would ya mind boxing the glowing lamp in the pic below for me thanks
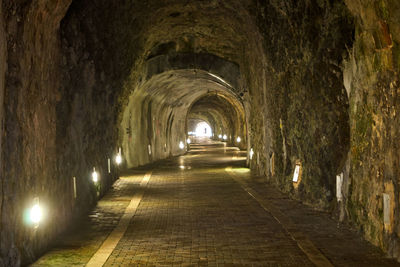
[218,134,222,139]
[92,167,99,183]
[223,134,227,140]
[179,141,185,150]
[29,197,43,227]
[293,164,300,182]
[249,148,254,160]
[115,154,122,165]
[236,136,241,143]
[187,138,191,144]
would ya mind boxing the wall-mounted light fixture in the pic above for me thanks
[92,167,99,183]
[292,162,303,190]
[336,173,343,202]
[186,138,191,144]
[293,164,301,183]
[236,136,241,143]
[29,197,43,228]
[115,147,122,165]
[72,177,77,199]
[249,148,254,160]
[218,134,222,139]
[383,193,391,231]
[115,154,122,165]
[179,141,185,150]
[223,134,227,140]
[115,155,122,166]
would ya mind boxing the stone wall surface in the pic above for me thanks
[343,0,400,259]
[250,0,353,210]
[1,1,73,265]
[2,0,400,265]
[0,6,6,262]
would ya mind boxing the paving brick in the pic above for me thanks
[33,144,400,266]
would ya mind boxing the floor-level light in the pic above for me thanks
[236,136,241,143]
[336,173,343,202]
[383,193,391,230]
[92,167,99,183]
[115,154,122,165]
[73,177,77,199]
[293,164,301,182]
[249,148,254,160]
[179,141,185,150]
[223,134,227,140]
[29,197,43,228]
[115,147,122,165]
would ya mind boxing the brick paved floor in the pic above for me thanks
[32,142,400,266]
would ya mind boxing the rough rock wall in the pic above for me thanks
[1,1,75,265]
[0,3,6,240]
[343,0,400,259]
[0,0,127,264]
[249,0,353,210]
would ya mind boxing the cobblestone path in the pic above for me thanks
[32,143,400,266]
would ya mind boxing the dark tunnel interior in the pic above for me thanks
[1,0,400,265]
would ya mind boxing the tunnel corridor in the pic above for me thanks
[2,0,400,266]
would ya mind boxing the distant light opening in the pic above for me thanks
[195,121,213,137]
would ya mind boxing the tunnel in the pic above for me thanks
[1,0,400,266]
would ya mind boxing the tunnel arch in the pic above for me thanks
[186,92,247,149]
[120,67,247,168]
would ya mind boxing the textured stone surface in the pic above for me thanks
[343,0,400,259]
[248,0,353,209]
[2,0,400,264]
[2,1,74,265]
[0,7,6,265]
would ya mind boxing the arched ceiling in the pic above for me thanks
[138,1,255,62]
[121,66,246,167]
[139,69,241,108]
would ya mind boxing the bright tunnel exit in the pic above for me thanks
[195,121,213,137]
